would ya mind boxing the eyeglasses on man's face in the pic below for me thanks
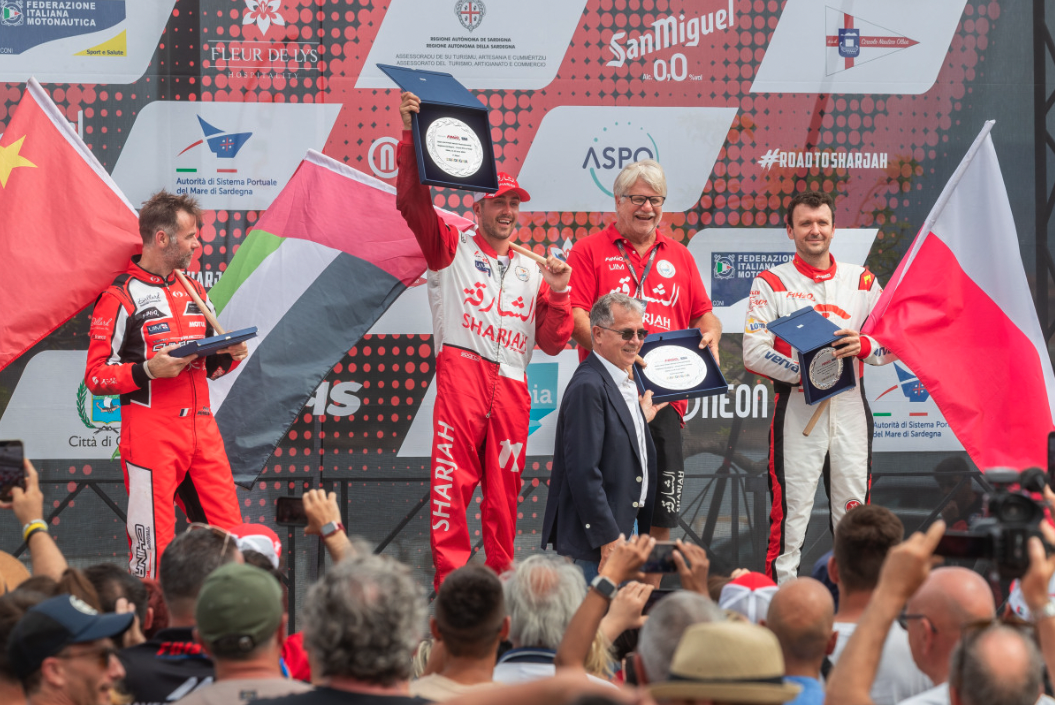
[623,195,666,208]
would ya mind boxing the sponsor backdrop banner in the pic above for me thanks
[0,0,1032,588]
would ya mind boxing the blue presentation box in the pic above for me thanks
[377,64,498,194]
[766,308,856,405]
[632,328,728,403]
[169,327,258,359]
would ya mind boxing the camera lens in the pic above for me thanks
[996,495,1032,523]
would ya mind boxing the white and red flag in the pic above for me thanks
[863,121,1055,469]
[0,78,140,372]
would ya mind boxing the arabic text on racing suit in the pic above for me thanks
[743,254,896,583]
[85,257,243,579]
[396,131,573,589]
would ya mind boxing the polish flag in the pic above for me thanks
[863,121,1055,470]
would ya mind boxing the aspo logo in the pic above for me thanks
[243,0,285,37]
[368,137,399,179]
[455,0,485,32]
[518,106,737,213]
[179,116,252,160]
[1,1,23,26]
[875,363,930,403]
[581,121,657,198]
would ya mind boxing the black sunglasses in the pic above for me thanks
[598,326,648,341]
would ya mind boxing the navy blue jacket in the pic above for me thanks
[541,353,657,562]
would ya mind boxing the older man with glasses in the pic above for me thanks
[567,160,721,547]
[542,292,666,582]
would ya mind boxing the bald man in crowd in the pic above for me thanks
[765,578,837,705]
[897,567,996,705]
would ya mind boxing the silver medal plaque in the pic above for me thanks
[641,345,709,391]
[808,347,844,390]
[424,117,484,178]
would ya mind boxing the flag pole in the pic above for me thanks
[509,242,548,265]
[898,120,997,278]
[174,269,226,335]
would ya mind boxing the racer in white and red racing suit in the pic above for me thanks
[395,131,573,589]
[743,254,897,583]
[85,257,243,579]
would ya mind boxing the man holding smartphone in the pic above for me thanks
[85,191,247,579]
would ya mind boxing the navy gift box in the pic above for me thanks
[378,64,498,194]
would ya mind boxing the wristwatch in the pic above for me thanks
[590,574,618,600]
[320,520,345,538]
[1035,600,1055,623]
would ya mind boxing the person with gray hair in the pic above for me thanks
[948,624,1043,705]
[494,555,608,686]
[634,591,725,684]
[542,292,665,583]
[567,159,721,547]
[262,553,428,705]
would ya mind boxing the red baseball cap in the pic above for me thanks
[483,172,530,202]
[229,523,283,569]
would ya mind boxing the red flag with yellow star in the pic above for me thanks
[0,78,140,372]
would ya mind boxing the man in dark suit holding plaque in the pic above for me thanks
[542,292,665,582]
[743,191,897,584]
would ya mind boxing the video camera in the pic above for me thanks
[934,467,1051,580]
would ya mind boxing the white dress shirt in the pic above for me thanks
[593,352,648,507]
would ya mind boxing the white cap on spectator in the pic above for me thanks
[1007,573,1055,621]
[719,572,778,624]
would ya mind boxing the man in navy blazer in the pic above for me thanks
[542,292,665,580]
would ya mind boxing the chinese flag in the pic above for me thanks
[0,79,140,372]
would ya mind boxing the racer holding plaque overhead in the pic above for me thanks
[742,191,896,584]
[395,91,574,590]
[567,159,722,543]
[84,191,248,579]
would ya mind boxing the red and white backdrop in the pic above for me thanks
[0,0,1036,586]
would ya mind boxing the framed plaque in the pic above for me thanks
[632,328,728,403]
[377,64,498,194]
[766,307,856,405]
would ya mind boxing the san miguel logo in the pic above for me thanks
[454,0,485,32]
[825,7,919,75]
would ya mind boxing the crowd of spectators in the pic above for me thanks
[5,454,1055,705]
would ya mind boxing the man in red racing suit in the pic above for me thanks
[742,191,896,583]
[85,191,247,579]
[395,91,573,589]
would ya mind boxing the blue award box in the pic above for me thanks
[169,327,258,359]
[766,307,855,405]
[632,328,728,403]
[377,64,498,194]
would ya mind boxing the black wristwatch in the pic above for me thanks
[590,574,618,600]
